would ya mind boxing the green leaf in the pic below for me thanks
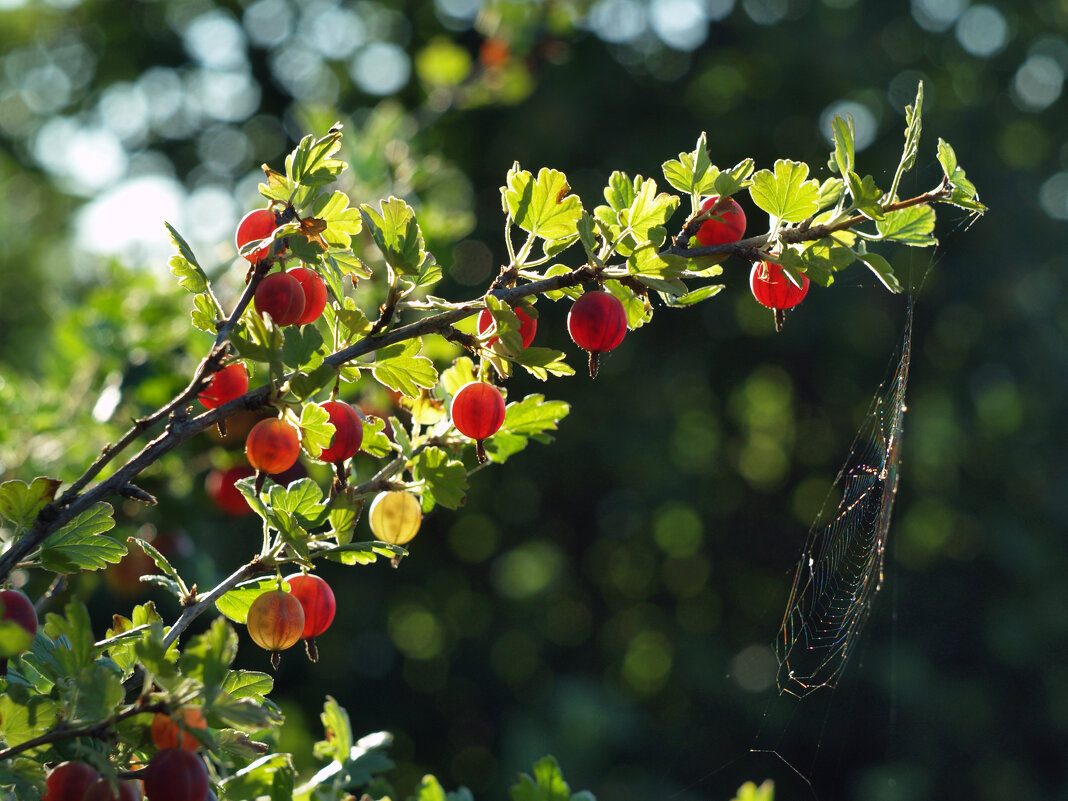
[499,394,571,438]
[831,114,855,177]
[510,347,575,381]
[313,190,364,248]
[286,127,346,189]
[191,292,217,334]
[221,754,297,801]
[360,197,427,276]
[0,757,46,799]
[937,138,986,212]
[0,685,57,752]
[411,775,476,801]
[749,159,820,223]
[846,171,885,220]
[222,669,274,702]
[40,503,124,573]
[890,81,924,198]
[290,363,337,401]
[168,255,207,294]
[854,249,902,293]
[794,237,855,287]
[72,662,124,723]
[282,324,324,370]
[662,284,724,307]
[129,536,188,598]
[731,780,776,801]
[503,164,584,241]
[661,132,719,197]
[712,158,756,199]
[628,242,686,289]
[43,600,96,674]
[0,476,60,529]
[270,477,325,517]
[413,447,467,510]
[604,279,652,330]
[538,264,584,301]
[818,177,845,210]
[258,166,294,203]
[181,617,238,692]
[372,340,439,398]
[328,495,362,546]
[622,177,679,242]
[328,250,373,281]
[314,695,354,764]
[509,756,575,801]
[876,204,937,246]
[298,402,334,459]
[165,222,207,283]
[359,415,393,459]
[216,577,283,625]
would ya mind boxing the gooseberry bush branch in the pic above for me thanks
[0,83,982,800]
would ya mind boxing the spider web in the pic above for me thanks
[775,302,913,697]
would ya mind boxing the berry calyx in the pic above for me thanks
[143,748,209,801]
[288,267,328,326]
[150,707,208,751]
[254,271,306,326]
[205,465,255,516]
[369,490,423,546]
[567,290,627,378]
[43,762,100,801]
[285,573,336,661]
[694,195,747,247]
[317,401,363,464]
[83,777,143,801]
[450,381,506,464]
[246,588,305,668]
[197,363,249,410]
[245,418,301,476]
[0,588,38,655]
[235,208,277,264]
[477,307,537,349]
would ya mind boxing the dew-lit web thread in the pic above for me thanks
[775,305,912,697]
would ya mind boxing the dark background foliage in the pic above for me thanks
[1,1,1065,800]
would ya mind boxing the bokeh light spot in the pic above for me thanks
[652,502,704,558]
[1012,54,1064,112]
[587,0,647,44]
[729,644,777,692]
[910,0,967,32]
[955,5,1009,58]
[650,0,708,51]
[820,99,879,152]
[350,42,411,96]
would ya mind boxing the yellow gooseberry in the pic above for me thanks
[368,490,422,545]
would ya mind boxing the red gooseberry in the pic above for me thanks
[749,261,810,310]
[143,748,209,801]
[83,777,143,801]
[235,208,277,264]
[237,208,279,264]
[247,588,305,668]
[0,588,38,646]
[288,267,328,326]
[254,271,306,326]
[317,401,363,464]
[204,465,255,517]
[285,572,336,661]
[245,419,301,476]
[694,195,747,247]
[477,307,537,349]
[451,381,506,464]
[567,290,627,378]
[43,761,99,801]
[197,363,249,410]
[150,707,208,752]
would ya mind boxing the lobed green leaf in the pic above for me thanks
[40,503,124,573]
[504,164,584,241]
[749,159,820,223]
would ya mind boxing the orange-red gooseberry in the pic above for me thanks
[150,707,208,751]
[245,418,301,475]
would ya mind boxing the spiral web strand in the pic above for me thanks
[775,304,912,697]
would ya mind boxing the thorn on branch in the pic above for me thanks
[119,483,158,506]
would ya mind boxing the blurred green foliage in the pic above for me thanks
[1,1,1066,801]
